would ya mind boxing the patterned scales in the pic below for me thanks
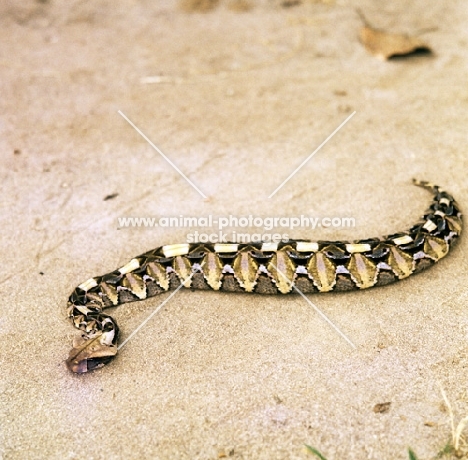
[66,180,462,373]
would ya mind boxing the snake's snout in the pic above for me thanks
[66,355,115,373]
[66,332,118,373]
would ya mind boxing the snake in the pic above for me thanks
[66,179,462,373]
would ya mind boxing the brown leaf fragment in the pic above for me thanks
[281,0,301,7]
[360,25,431,60]
[424,421,436,427]
[228,0,253,12]
[377,340,387,349]
[180,0,219,12]
[373,402,391,413]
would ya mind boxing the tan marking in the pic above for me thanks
[423,236,449,261]
[75,305,93,316]
[445,215,462,234]
[387,246,415,279]
[85,292,104,307]
[100,282,119,305]
[214,243,239,253]
[85,320,97,333]
[122,273,147,300]
[261,242,278,252]
[233,251,259,292]
[119,258,140,275]
[173,256,192,287]
[101,317,113,327]
[202,252,223,290]
[422,220,437,232]
[347,254,378,289]
[78,278,98,291]
[73,314,85,328]
[439,197,451,206]
[162,243,190,258]
[147,261,169,291]
[307,251,336,292]
[345,243,371,253]
[267,249,296,294]
[296,242,319,253]
[392,235,413,245]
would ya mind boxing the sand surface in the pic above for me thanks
[1,1,468,459]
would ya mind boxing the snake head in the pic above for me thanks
[66,331,118,373]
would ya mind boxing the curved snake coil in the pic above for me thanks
[66,180,462,373]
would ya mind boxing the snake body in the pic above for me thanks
[66,180,462,373]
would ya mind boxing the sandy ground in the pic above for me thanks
[1,1,468,459]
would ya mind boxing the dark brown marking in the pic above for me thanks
[254,273,278,295]
[221,274,244,292]
[413,258,434,274]
[117,290,139,304]
[169,272,182,290]
[335,274,359,291]
[191,272,211,290]
[373,402,391,414]
[374,271,397,287]
[145,279,165,297]
[294,276,317,293]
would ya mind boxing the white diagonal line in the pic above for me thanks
[117,282,186,350]
[270,262,356,349]
[118,110,207,199]
[268,111,356,198]
[117,270,198,351]
[293,284,356,349]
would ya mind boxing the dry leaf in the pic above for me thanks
[377,340,387,349]
[281,0,301,7]
[180,0,219,12]
[360,25,431,60]
[373,402,391,413]
[228,0,253,12]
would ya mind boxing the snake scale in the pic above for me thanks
[66,180,462,373]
